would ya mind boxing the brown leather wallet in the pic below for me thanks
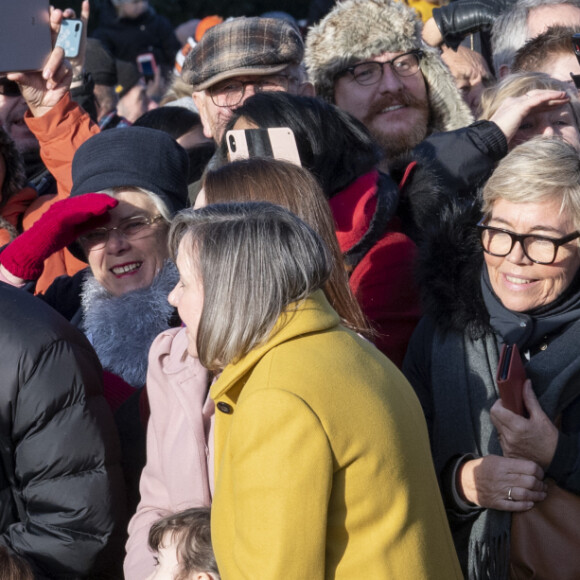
[496,343,527,416]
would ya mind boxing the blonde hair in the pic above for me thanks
[161,74,195,105]
[482,136,580,231]
[202,158,371,337]
[479,71,580,124]
[169,202,332,371]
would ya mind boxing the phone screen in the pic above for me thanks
[140,59,154,77]
[137,53,157,81]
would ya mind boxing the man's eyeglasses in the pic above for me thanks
[477,220,580,265]
[208,74,297,108]
[0,78,20,97]
[336,50,423,86]
[79,215,165,251]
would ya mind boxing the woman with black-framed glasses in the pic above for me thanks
[403,136,580,579]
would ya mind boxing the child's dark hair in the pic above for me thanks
[149,507,219,579]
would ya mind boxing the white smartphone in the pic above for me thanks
[0,0,52,73]
[56,19,83,59]
[226,128,302,166]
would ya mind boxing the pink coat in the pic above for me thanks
[124,327,214,580]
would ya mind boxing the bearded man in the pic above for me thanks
[305,0,473,169]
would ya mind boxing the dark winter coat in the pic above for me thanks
[92,7,181,71]
[0,281,126,578]
[402,201,580,578]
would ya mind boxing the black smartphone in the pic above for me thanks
[137,53,157,82]
[571,33,580,89]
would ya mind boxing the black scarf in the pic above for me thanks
[481,267,580,352]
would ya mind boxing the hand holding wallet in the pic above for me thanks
[496,343,527,416]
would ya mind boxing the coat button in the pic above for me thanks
[217,402,233,414]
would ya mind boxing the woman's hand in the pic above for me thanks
[491,380,559,470]
[0,194,117,281]
[459,455,547,511]
[489,89,570,144]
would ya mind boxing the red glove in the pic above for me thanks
[0,193,118,280]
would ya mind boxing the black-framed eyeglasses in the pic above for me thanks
[335,50,424,86]
[79,214,165,251]
[208,74,297,108]
[477,220,580,265]
[0,78,20,97]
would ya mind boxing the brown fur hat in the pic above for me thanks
[305,0,473,132]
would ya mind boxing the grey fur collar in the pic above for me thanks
[81,261,179,387]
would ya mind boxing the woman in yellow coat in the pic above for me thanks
[167,201,462,579]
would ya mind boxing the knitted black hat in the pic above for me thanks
[85,38,117,86]
[71,126,189,216]
[115,60,142,99]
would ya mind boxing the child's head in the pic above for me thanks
[112,0,149,20]
[147,507,219,580]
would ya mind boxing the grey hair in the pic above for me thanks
[479,72,580,126]
[97,186,172,222]
[482,136,580,232]
[169,202,332,371]
[491,0,580,74]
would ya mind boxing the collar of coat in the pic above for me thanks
[210,290,339,401]
[415,198,491,339]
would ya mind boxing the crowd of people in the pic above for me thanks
[0,0,579,578]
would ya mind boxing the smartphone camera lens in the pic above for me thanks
[228,135,236,152]
[75,22,80,32]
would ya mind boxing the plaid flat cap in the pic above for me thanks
[182,17,304,91]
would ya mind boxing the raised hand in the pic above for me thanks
[488,89,570,144]
[0,193,117,281]
[7,1,90,117]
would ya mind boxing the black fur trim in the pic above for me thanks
[415,199,491,338]
[390,154,448,244]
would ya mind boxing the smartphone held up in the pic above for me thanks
[56,18,83,59]
[0,0,52,74]
[137,53,158,83]
[226,128,302,166]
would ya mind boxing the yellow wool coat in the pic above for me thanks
[210,291,462,579]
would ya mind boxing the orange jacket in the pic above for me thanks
[0,186,38,246]
[23,93,100,293]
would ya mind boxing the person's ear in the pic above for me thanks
[195,573,215,580]
[298,81,315,98]
[192,91,214,140]
[498,64,510,79]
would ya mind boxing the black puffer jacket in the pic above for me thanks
[0,282,126,578]
[92,7,180,71]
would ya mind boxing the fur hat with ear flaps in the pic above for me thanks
[305,0,473,133]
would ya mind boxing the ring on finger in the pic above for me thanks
[507,487,514,501]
